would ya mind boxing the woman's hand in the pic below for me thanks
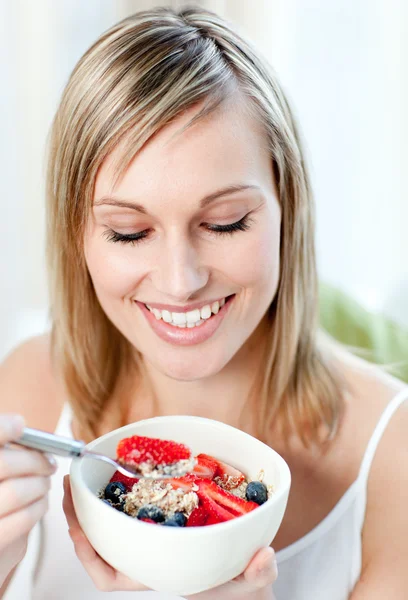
[0,414,57,586]
[63,475,278,598]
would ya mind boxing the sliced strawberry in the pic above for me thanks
[200,495,236,525]
[187,493,237,526]
[116,435,191,469]
[167,473,198,492]
[196,479,258,516]
[198,454,246,489]
[192,455,218,479]
[109,470,138,490]
[186,504,209,527]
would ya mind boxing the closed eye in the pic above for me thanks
[103,214,253,246]
[103,229,150,245]
[203,214,252,234]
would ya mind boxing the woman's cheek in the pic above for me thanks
[85,239,149,300]
[216,229,280,293]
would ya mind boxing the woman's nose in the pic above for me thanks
[152,240,209,302]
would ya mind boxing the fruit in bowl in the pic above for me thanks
[101,434,273,527]
[70,415,291,596]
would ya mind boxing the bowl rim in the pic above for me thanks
[70,414,291,534]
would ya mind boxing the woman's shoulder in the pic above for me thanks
[0,334,63,430]
[330,350,407,476]
[337,352,408,576]
[338,350,407,432]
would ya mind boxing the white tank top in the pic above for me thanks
[5,388,408,600]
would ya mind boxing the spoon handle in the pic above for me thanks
[16,427,85,458]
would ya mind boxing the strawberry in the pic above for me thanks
[200,494,236,525]
[109,470,138,490]
[198,454,246,490]
[196,479,258,517]
[167,474,199,492]
[192,455,218,479]
[186,504,209,527]
[116,435,191,469]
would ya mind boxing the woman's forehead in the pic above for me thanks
[94,100,272,203]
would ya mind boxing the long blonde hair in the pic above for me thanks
[46,7,344,445]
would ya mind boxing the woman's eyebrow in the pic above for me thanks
[94,183,260,213]
[199,183,260,207]
[93,198,147,213]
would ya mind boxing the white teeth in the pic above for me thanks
[200,304,211,320]
[186,309,201,324]
[162,310,172,323]
[172,312,187,325]
[145,297,228,328]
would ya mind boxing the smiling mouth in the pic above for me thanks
[144,296,234,329]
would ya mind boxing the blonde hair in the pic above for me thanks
[46,6,344,445]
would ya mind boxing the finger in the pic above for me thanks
[0,495,48,552]
[241,547,278,590]
[63,477,148,592]
[0,534,29,576]
[0,475,51,518]
[62,475,80,530]
[0,415,24,445]
[0,448,57,481]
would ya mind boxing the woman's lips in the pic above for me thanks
[136,296,234,346]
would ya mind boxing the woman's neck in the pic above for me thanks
[130,328,267,434]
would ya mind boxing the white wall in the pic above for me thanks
[287,0,408,321]
[1,0,407,360]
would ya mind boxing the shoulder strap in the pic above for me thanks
[53,403,73,437]
[356,387,408,530]
[358,387,408,483]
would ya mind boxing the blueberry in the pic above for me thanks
[245,481,268,505]
[104,482,127,503]
[172,511,187,526]
[137,504,165,523]
[162,520,181,527]
[163,512,187,527]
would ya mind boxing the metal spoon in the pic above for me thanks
[15,427,193,480]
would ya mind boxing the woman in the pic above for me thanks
[0,7,407,600]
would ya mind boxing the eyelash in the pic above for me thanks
[103,215,252,246]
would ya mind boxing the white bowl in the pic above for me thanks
[70,416,291,596]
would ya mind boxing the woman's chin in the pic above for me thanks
[160,363,219,382]
[150,351,229,382]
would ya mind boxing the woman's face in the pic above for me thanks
[85,100,281,380]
